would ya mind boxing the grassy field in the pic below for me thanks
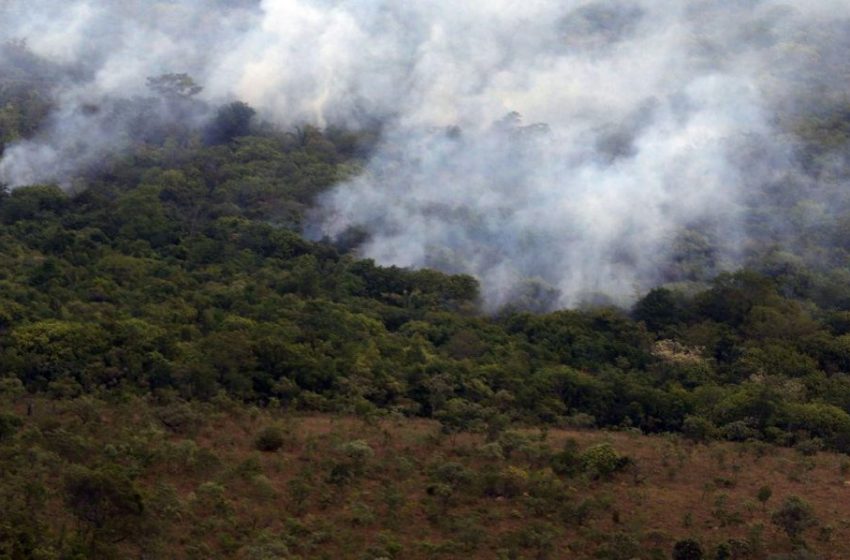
[4,397,850,559]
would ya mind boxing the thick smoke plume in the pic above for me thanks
[2,1,850,308]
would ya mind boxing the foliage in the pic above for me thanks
[579,443,630,480]
[772,496,818,545]
[673,539,704,560]
[254,425,286,452]
[63,465,145,554]
[2,112,850,454]
[2,45,850,559]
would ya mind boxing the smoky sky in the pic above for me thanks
[2,0,850,309]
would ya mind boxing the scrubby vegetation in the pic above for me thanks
[2,396,849,559]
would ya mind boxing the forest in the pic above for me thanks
[3,9,850,558]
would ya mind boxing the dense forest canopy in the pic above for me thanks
[1,29,850,452]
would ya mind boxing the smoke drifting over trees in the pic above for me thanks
[2,0,850,308]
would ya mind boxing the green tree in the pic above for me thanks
[672,539,703,560]
[64,466,145,555]
[772,496,817,545]
[206,101,256,144]
[255,425,286,452]
[757,485,772,511]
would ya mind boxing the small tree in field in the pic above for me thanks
[64,466,144,555]
[756,485,772,511]
[672,538,703,560]
[254,425,285,452]
[772,496,817,546]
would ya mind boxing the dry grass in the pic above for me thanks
[11,398,850,559]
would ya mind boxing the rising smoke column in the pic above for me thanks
[2,0,849,309]
[303,0,819,308]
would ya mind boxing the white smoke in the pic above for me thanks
[1,0,848,308]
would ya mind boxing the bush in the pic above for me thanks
[672,539,704,560]
[772,496,817,545]
[328,440,375,484]
[757,485,773,510]
[682,416,718,442]
[156,403,201,435]
[714,539,750,560]
[254,425,285,452]
[721,421,759,442]
[429,461,471,488]
[794,438,823,456]
[550,438,581,477]
[63,465,145,551]
[563,413,596,429]
[0,413,22,441]
[497,430,531,459]
[478,465,528,498]
[339,439,374,471]
[594,531,642,560]
[579,443,630,480]
[525,469,569,515]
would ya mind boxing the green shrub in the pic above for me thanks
[254,425,286,452]
[682,416,718,442]
[550,438,581,477]
[478,465,528,498]
[497,430,531,459]
[757,485,772,510]
[721,421,759,442]
[429,461,471,488]
[156,403,201,435]
[594,532,641,560]
[0,412,22,441]
[339,439,373,472]
[672,539,704,560]
[772,496,818,545]
[63,465,145,552]
[579,443,630,479]
[794,438,823,456]
[714,539,750,560]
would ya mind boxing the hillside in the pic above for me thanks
[2,397,849,559]
[4,16,850,558]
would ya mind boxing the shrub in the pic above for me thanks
[594,532,641,560]
[505,521,559,560]
[714,539,750,560]
[254,425,285,452]
[478,465,528,498]
[721,421,759,442]
[0,412,22,441]
[497,430,531,459]
[63,465,145,553]
[339,439,374,472]
[328,440,375,484]
[550,438,581,477]
[672,539,704,560]
[579,443,630,479]
[772,496,817,545]
[525,469,569,515]
[794,438,822,456]
[682,416,718,442]
[757,485,772,510]
[156,403,201,435]
[563,413,596,429]
[429,461,471,488]
[476,441,505,460]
